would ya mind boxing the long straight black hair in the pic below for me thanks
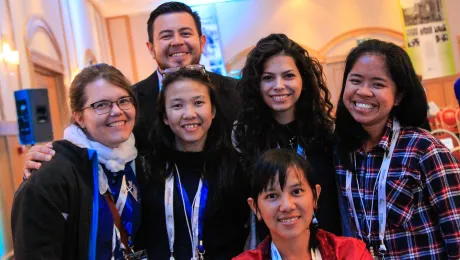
[148,69,240,197]
[334,39,428,171]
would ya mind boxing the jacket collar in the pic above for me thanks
[136,70,159,96]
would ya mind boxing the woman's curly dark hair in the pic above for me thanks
[233,34,334,165]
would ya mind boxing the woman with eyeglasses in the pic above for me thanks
[136,68,249,259]
[233,34,342,245]
[12,63,145,259]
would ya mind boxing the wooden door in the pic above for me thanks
[33,67,67,140]
[424,74,460,109]
[442,76,459,108]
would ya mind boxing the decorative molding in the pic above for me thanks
[24,15,63,61]
[106,16,138,81]
[225,27,405,73]
[322,54,349,64]
[225,46,252,74]
[63,0,79,69]
[87,0,104,18]
[318,27,404,57]
[88,0,112,63]
[125,16,138,82]
[106,17,117,66]
[24,15,65,89]
[57,0,74,81]
[30,50,64,74]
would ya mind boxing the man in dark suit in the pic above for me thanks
[23,2,239,172]
[133,1,238,153]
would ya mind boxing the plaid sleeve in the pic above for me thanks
[419,143,460,259]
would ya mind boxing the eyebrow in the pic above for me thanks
[263,69,295,74]
[264,187,276,192]
[92,96,130,103]
[263,182,302,192]
[169,95,205,102]
[288,183,302,189]
[158,27,194,36]
[348,73,387,82]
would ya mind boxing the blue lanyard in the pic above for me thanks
[97,162,141,259]
[297,144,305,159]
[174,173,208,252]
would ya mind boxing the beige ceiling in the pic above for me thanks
[90,0,241,17]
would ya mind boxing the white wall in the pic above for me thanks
[67,0,111,68]
[0,0,112,120]
[130,13,157,82]
[121,0,460,83]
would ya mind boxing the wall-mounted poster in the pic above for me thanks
[399,0,455,79]
[192,4,227,76]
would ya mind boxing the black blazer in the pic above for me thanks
[132,70,239,154]
[12,141,97,260]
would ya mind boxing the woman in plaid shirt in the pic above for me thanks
[334,39,460,259]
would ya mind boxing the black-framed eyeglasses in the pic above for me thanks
[82,96,134,115]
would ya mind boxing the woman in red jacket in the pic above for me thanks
[234,149,372,260]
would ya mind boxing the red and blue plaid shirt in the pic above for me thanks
[335,118,460,259]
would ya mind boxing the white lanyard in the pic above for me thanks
[345,120,400,255]
[270,241,322,260]
[165,164,204,260]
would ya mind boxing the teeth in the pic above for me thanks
[355,102,374,109]
[108,121,125,127]
[171,52,187,57]
[279,217,299,223]
[184,124,199,129]
[272,95,289,101]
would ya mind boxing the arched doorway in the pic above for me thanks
[25,16,69,140]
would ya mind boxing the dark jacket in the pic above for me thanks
[132,70,239,154]
[135,151,250,259]
[12,140,99,260]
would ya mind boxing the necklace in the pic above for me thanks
[280,122,298,150]
[288,136,297,149]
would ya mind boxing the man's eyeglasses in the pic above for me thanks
[163,64,212,81]
[162,64,206,76]
[82,96,134,115]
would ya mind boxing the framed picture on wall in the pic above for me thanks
[192,4,227,76]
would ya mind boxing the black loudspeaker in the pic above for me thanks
[14,89,54,145]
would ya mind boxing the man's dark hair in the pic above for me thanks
[147,1,202,43]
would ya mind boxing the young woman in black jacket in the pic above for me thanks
[12,64,142,259]
[137,67,249,259]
